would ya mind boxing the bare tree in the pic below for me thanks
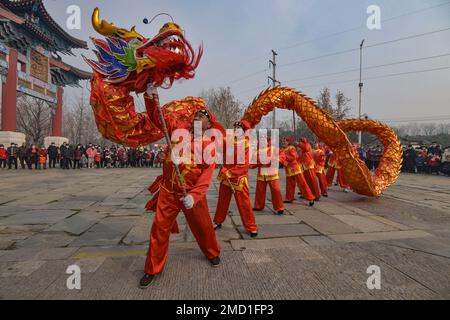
[335,90,351,120]
[316,87,351,119]
[17,95,52,146]
[201,87,243,129]
[317,88,333,115]
[63,90,104,145]
[421,123,437,136]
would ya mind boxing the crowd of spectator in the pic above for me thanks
[0,142,167,170]
[354,143,449,176]
[401,142,450,176]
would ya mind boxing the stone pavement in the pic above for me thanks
[0,168,449,299]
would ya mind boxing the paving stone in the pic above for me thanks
[238,224,318,239]
[231,214,301,226]
[33,248,79,260]
[1,168,449,299]
[290,211,359,235]
[0,248,40,262]
[368,216,414,231]
[0,241,14,250]
[66,257,106,274]
[0,210,76,225]
[301,235,336,247]
[0,260,46,277]
[242,249,273,264]
[72,245,148,260]
[231,237,306,250]
[0,207,31,217]
[122,217,153,245]
[314,201,356,215]
[46,212,107,235]
[333,215,397,233]
[380,237,450,258]
[42,200,97,211]
[15,232,76,248]
[329,230,434,243]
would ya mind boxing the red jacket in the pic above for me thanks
[218,136,250,191]
[0,148,7,159]
[39,150,48,164]
[313,147,326,174]
[297,139,315,171]
[145,93,223,203]
[280,146,302,177]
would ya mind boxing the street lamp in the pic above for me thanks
[358,39,365,146]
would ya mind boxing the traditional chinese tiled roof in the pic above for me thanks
[0,0,87,50]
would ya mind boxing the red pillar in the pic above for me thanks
[1,48,18,131]
[52,87,63,136]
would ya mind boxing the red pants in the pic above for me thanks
[214,182,257,233]
[316,172,328,196]
[303,169,321,200]
[287,173,315,202]
[144,187,220,275]
[326,167,349,188]
[254,179,285,212]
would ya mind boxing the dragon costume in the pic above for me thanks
[85,8,402,198]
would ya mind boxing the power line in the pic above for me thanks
[235,52,450,96]
[277,0,450,51]
[283,52,450,84]
[237,65,450,101]
[279,26,450,68]
[235,84,267,96]
[228,25,450,88]
[212,1,450,81]
[377,115,450,122]
[220,69,268,87]
[299,65,450,89]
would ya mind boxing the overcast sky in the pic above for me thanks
[44,0,450,124]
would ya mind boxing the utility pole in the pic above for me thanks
[358,39,365,146]
[268,50,280,129]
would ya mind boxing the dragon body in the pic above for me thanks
[85,9,402,197]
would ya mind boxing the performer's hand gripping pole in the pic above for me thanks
[151,92,188,198]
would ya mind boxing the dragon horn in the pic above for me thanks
[92,7,144,40]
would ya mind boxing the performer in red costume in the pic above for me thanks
[140,87,225,288]
[251,137,285,215]
[297,138,321,201]
[214,121,258,238]
[280,137,315,207]
[313,143,328,197]
[326,150,350,192]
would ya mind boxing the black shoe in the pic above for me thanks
[139,274,155,289]
[283,200,293,204]
[309,201,315,207]
[209,256,221,267]
[214,223,222,230]
[276,210,284,215]
[250,232,258,238]
[323,194,328,197]
[253,208,263,212]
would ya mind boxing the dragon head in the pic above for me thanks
[84,8,202,91]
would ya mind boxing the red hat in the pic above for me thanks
[282,135,295,144]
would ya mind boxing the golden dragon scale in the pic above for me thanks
[241,87,403,197]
